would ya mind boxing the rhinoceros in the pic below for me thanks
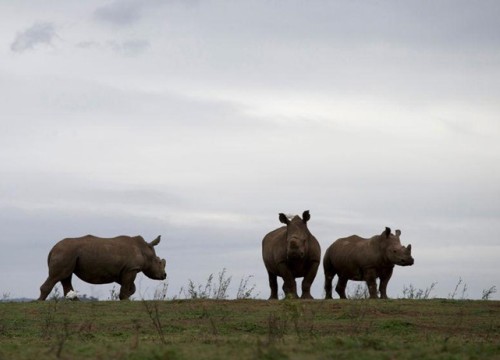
[323,227,414,299]
[38,235,167,300]
[262,210,321,299]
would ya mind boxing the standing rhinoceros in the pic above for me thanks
[38,235,167,300]
[262,210,321,299]
[323,227,414,299]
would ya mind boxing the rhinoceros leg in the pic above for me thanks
[364,270,379,299]
[267,271,279,300]
[378,268,393,299]
[282,282,298,299]
[38,262,75,300]
[335,276,348,299]
[324,259,336,299]
[119,283,136,300]
[324,275,334,299]
[60,275,75,297]
[38,277,58,300]
[301,261,319,299]
[119,271,138,300]
[277,264,298,299]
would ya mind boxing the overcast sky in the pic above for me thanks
[1,0,499,301]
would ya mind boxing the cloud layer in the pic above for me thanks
[1,0,499,300]
[10,22,57,52]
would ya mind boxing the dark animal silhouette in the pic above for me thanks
[262,210,321,299]
[38,235,166,300]
[324,227,413,299]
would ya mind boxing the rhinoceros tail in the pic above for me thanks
[47,248,53,265]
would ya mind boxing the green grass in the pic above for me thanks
[0,299,498,359]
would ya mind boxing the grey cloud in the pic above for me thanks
[10,22,57,52]
[93,1,143,26]
[84,188,181,207]
[93,0,198,27]
[76,40,100,49]
[76,39,150,56]
[228,1,500,50]
[107,39,150,56]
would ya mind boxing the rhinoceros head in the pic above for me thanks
[383,228,414,266]
[142,235,167,280]
[279,210,312,260]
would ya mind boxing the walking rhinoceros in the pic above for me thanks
[262,210,321,299]
[38,235,167,300]
[323,227,414,299]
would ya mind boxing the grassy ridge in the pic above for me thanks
[0,299,499,359]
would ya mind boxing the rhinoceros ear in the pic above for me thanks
[384,227,391,238]
[302,210,310,223]
[396,229,401,236]
[150,235,161,247]
[279,213,290,225]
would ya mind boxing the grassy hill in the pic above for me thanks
[0,299,498,359]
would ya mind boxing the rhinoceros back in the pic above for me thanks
[326,236,371,271]
[49,235,144,285]
[262,227,288,273]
